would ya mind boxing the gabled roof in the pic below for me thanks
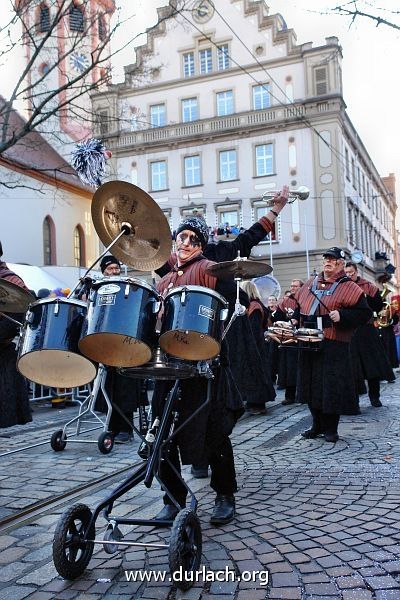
[0,97,91,197]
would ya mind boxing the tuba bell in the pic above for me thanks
[376,283,393,328]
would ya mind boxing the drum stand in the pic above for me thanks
[52,363,214,589]
[222,276,246,339]
[50,365,115,454]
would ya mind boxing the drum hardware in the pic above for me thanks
[118,346,198,380]
[261,185,310,207]
[91,180,172,272]
[0,311,23,327]
[0,278,35,313]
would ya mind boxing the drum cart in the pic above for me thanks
[52,362,213,590]
[50,364,116,455]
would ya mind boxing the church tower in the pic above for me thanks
[15,0,115,157]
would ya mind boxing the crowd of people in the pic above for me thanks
[1,191,399,527]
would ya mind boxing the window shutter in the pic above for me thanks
[315,67,328,95]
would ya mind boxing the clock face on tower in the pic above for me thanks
[69,52,89,73]
[192,0,215,24]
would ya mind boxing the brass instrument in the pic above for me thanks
[376,283,393,328]
[261,186,310,207]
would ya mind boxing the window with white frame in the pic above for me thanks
[254,204,277,241]
[183,52,195,78]
[219,150,237,181]
[182,98,198,122]
[219,209,238,226]
[150,104,166,127]
[199,48,212,74]
[255,143,274,177]
[184,155,201,186]
[252,84,271,110]
[216,90,233,116]
[150,160,167,191]
[217,44,230,70]
[314,66,328,95]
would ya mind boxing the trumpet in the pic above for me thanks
[262,186,310,207]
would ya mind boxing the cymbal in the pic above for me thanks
[206,260,272,280]
[0,279,35,313]
[92,181,172,271]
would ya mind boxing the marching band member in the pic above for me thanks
[275,279,304,405]
[0,241,32,428]
[294,247,371,442]
[153,217,245,526]
[345,262,394,408]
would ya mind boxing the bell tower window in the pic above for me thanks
[39,4,50,32]
[69,3,85,32]
[98,15,106,41]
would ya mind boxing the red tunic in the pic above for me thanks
[157,256,218,296]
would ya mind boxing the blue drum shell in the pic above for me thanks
[18,298,96,388]
[79,278,159,368]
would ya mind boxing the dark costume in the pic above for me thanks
[275,295,300,402]
[377,315,399,371]
[153,254,243,507]
[350,277,394,403]
[265,305,280,384]
[0,261,32,428]
[294,270,372,436]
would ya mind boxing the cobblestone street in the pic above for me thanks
[1,377,400,599]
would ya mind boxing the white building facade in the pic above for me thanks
[92,0,396,289]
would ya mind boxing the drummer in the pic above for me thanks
[293,247,372,442]
[0,241,32,428]
[153,217,246,526]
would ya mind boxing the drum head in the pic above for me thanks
[79,333,152,368]
[18,350,96,388]
[160,330,220,361]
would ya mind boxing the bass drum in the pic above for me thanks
[18,298,96,388]
[79,277,159,368]
[159,285,228,360]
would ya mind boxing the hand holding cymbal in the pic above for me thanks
[91,181,172,271]
[206,259,272,280]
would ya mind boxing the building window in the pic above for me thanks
[217,44,230,70]
[345,148,350,180]
[216,90,233,116]
[252,84,271,110]
[98,15,106,41]
[96,109,109,136]
[184,155,201,187]
[150,160,167,191]
[351,158,356,188]
[255,143,274,177]
[43,216,55,265]
[219,150,237,181]
[183,52,195,78]
[314,66,328,95]
[219,209,238,227]
[150,104,166,127]
[182,98,198,122]
[199,48,212,74]
[39,4,50,32]
[254,205,277,241]
[73,225,85,267]
[69,3,85,32]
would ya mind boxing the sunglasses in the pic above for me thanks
[177,232,202,247]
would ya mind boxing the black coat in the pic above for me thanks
[350,323,394,387]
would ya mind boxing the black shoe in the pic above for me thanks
[301,428,322,439]
[247,407,266,415]
[324,433,339,443]
[370,398,383,407]
[282,398,295,406]
[191,465,209,478]
[154,504,180,524]
[210,495,235,526]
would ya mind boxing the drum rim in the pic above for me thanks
[163,284,228,307]
[30,297,88,308]
[92,276,158,295]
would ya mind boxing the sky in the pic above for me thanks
[2,0,399,191]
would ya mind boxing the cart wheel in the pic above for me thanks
[51,429,67,451]
[103,524,124,554]
[98,432,114,454]
[52,503,94,580]
[169,509,202,591]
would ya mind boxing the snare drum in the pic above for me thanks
[266,321,296,344]
[79,277,159,368]
[296,328,324,349]
[119,347,197,380]
[18,298,96,388]
[159,285,229,360]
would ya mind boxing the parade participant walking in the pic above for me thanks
[294,248,371,442]
[275,279,304,405]
[0,241,32,428]
[345,262,394,408]
[153,216,244,526]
